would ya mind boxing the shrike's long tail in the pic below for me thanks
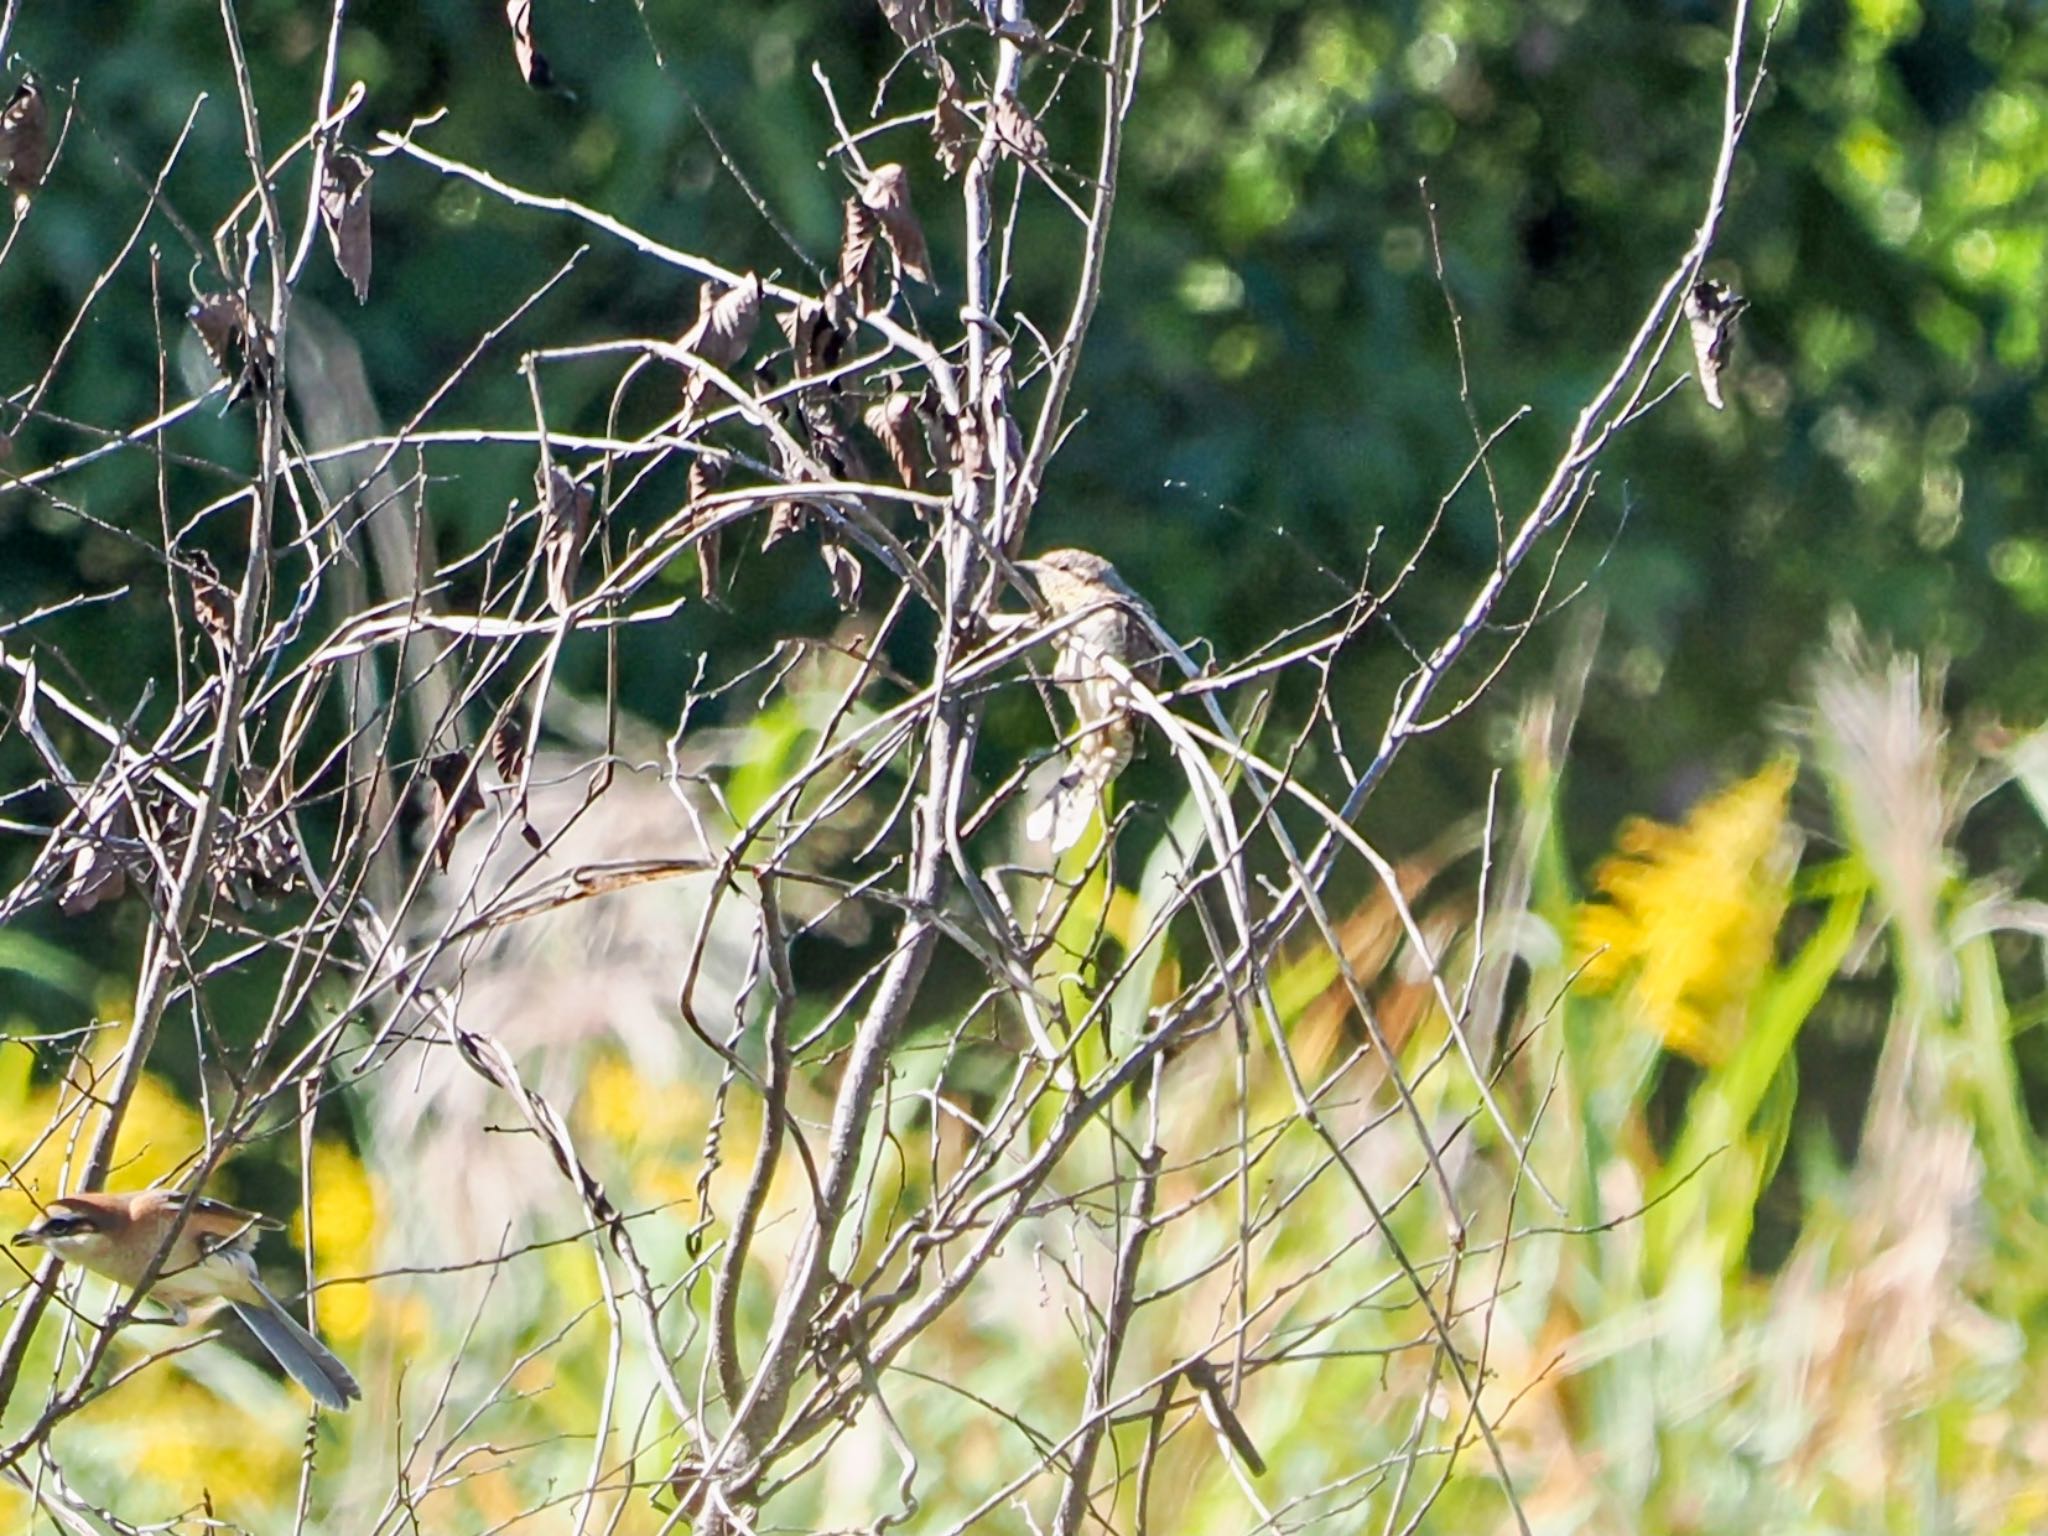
[230,1280,360,1410]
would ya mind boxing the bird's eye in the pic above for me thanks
[35,1217,87,1238]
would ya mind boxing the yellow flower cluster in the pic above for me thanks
[1574,758,1800,1065]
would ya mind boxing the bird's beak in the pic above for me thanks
[11,1228,41,1247]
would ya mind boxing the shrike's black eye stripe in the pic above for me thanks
[34,1216,92,1237]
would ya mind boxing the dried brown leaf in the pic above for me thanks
[219,775,299,908]
[933,59,976,177]
[537,463,592,615]
[1685,279,1747,411]
[864,390,926,489]
[186,549,235,648]
[839,197,883,314]
[802,393,870,481]
[821,537,864,612]
[763,498,808,549]
[489,715,544,850]
[858,164,932,286]
[505,0,554,88]
[317,145,374,304]
[951,407,987,479]
[426,751,487,873]
[679,273,763,411]
[777,296,853,381]
[877,0,937,48]
[58,789,132,917]
[491,714,528,783]
[0,76,48,219]
[688,457,726,599]
[188,291,273,403]
[991,94,1048,163]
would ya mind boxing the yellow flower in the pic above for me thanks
[581,1051,648,1145]
[291,1140,380,1344]
[1574,758,1800,1065]
[71,1369,296,1514]
[0,1042,207,1238]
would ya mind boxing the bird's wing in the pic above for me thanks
[177,1194,284,1230]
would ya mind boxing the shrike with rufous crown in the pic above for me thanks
[13,1188,360,1410]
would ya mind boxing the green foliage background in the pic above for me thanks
[12,0,2048,858]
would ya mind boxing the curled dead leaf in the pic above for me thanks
[933,59,976,177]
[58,786,133,917]
[489,715,544,850]
[536,463,592,615]
[858,164,932,286]
[864,389,927,489]
[188,291,274,404]
[688,456,726,599]
[0,76,48,220]
[992,94,1048,163]
[1685,278,1747,411]
[821,537,863,612]
[840,196,883,314]
[426,751,487,873]
[877,0,955,50]
[185,549,236,648]
[317,145,374,304]
[505,0,554,88]
[679,273,763,413]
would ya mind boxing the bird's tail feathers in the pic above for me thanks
[1026,748,1120,853]
[230,1279,360,1410]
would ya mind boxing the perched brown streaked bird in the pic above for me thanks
[13,1189,361,1410]
[1018,548,1165,852]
